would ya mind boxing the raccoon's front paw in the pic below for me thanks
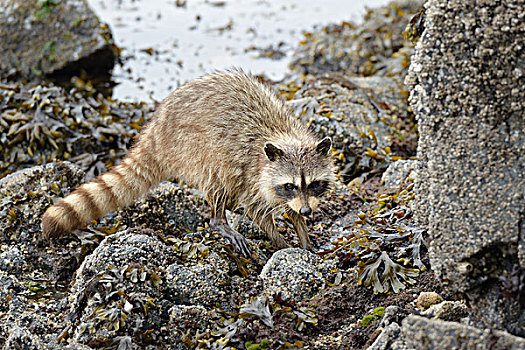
[211,221,251,257]
[298,235,314,251]
[229,231,251,257]
[271,234,290,250]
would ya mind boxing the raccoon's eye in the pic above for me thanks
[307,180,328,196]
[276,183,297,199]
[284,183,297,192]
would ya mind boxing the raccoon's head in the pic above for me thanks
[259,137,335,216]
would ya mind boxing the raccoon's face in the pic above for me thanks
[261,137,334,216]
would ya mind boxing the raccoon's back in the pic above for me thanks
[153,71,313,197]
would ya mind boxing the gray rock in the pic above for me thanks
[0,161,84,193]
[66,227,247,346]
[168,305,218,349]
[421,301,468,322]
[406,0,524,335]
[0,272,64,350]
[259,248,335,302]
[0,162,85,280]
[68,229,177,344]
[400,315,525,350]
[3,326,46,350]
[367,306,403,350]
[367,322,401,350]
[114,181,207,235]
[0,0,116,81]
[378,306,401,329]
[72,230,174,283]
[0,246,26,274]
[165,252,231,308]
[381,160,416,189]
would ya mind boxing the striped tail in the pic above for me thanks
[42,146,163,239]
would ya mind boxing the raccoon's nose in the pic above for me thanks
[300,207,312,216]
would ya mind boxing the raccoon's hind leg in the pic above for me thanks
[210,212,251,257]
[285,208,313,250]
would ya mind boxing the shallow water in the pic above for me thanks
[87,0,389,101]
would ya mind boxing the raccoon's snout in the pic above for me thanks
[299,207,312,216]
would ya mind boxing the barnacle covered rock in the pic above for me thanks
[259,248,336,302]
[3,326,46,350]
[0,0,117,82]
[113,182,207,235]
[0,161,86,289]
[381,159,416,189]
[167,304,218,348]
[165,251,231,308]
[0,161,85,240]
[397,316,525,350]
[406,0,524,335]
[65,225,266,347]
[68,229,177,345]
[0,246,27,275]
[0,272,65,350]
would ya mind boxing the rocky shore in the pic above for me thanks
[0,0,523,349]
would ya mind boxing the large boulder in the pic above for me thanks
[0,0,117,82]
[406,0,524,336]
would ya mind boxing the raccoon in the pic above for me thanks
[42,70,335,255]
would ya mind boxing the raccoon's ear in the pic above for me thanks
[264,142,284,161]
[316,137,332,154]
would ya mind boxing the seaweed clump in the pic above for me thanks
[290,1,424,80]
[319,179,426,294]
[207,295,318,349]
[0,82,153,179]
